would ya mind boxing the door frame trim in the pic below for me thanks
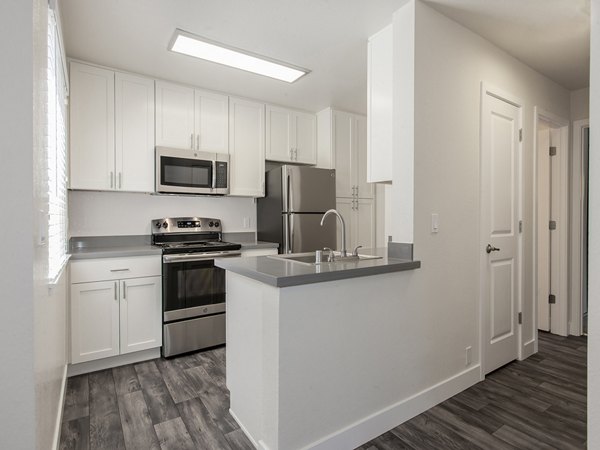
[479,82,524,378]
[533,107,570,339]
[570,118,589,336]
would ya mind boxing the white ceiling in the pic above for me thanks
[59,0,590,115]
[425,0,590,91]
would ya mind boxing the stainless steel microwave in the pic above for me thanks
[156,147,229,195]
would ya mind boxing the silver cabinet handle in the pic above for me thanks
[114,281,118,301]
[191,133,194,149]
[118,172,122,189]
[356,185,359,197]
[110,171,114,189]
[294,148,298,160]
[110,268,130,272]
[122,281,126,300]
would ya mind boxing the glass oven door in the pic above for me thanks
[162,258,226,322]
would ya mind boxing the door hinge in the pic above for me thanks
[518,312,522,324]
[549,146,557,156]
[549,220,557,230]
[518,220,523,233]
[519,129,523,142]
[549,294,556,304]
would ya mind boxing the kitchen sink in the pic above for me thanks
[268,252,382,266]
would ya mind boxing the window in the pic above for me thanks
[47,8,68,281]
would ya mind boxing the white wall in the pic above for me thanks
[69,191,257,236]
[33,1,69,449]
[0,1,36,448]
[588,0,599,447]
[389,0,571,386]
[0,1,68,449]
[571,87,590,121]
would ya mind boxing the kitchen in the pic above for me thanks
[2,3,596,450]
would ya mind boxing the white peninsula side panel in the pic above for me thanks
[225,271,481,450]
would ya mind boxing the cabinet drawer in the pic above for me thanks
[71,255,161,283]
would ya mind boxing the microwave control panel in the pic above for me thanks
[215,162,228,188]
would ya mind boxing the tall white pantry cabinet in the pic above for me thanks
[317,108,376,250]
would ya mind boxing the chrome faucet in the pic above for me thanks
[320,209,347,257]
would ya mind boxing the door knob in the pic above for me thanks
[486,244,500,254]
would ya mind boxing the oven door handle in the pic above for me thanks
[162,251,242,263]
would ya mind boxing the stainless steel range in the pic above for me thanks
[152,217,241,357]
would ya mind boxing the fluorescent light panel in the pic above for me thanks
[169,30,309,83]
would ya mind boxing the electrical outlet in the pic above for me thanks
[243,217,250,229]
[465,346,472,366]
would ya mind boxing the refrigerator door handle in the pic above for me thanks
[289,214,294,254]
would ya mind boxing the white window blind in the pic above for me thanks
[47,9,68,281]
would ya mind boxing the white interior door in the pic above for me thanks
[537,126,551,331]
[481,89,521,374]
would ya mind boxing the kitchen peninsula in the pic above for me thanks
[216,250,423,449]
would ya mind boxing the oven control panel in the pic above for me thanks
[151,217,222,234]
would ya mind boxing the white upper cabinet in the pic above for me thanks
[266,105,316,164]
[294,111,317,164]
[69,62,115,190]
[229,97,265,197]
[115,72,155,192]
[367,24,393,183]
[195,89,229,153]
[321,109,374,199]
[333,110,355,198]
[155,81,195,150]
[155,81,228,153]
[70,62,155,192]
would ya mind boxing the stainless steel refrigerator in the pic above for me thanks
[257,165,337,254]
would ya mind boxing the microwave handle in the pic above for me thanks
[212,160,217,190]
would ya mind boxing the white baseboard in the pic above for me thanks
[306,365,481,450]
[52,364,68,450]
[521,338,536,360]
[67,348,160,376]
[229,408,265,450]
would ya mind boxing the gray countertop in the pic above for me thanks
[215,248,420,287]
[69,233,278,260]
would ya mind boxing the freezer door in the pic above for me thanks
[283,166,336,213]
[285,213,337,253]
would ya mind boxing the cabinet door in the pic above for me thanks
[195,89,229,154]
[266,105,293,162]
[333,111,356,197]
[356,198,376,250]
[120,276,162,355]
[69,62,115,190]
[356,115,374,198]
[115,72,155,192]
[294,112,317,164]
[335,197,356,251]
[71,281,119,363]
[155,81,195,149]
[229,97,265,197]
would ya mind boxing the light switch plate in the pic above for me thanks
[431,213,439,233]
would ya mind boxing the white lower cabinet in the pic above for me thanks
[70,256,162,364]
[71,281,120,363]
[119,277,162,354]
[336,197,376,251]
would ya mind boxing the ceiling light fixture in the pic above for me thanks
[168,29,309,83]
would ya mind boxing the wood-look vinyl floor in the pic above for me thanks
[59,332,586,450]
